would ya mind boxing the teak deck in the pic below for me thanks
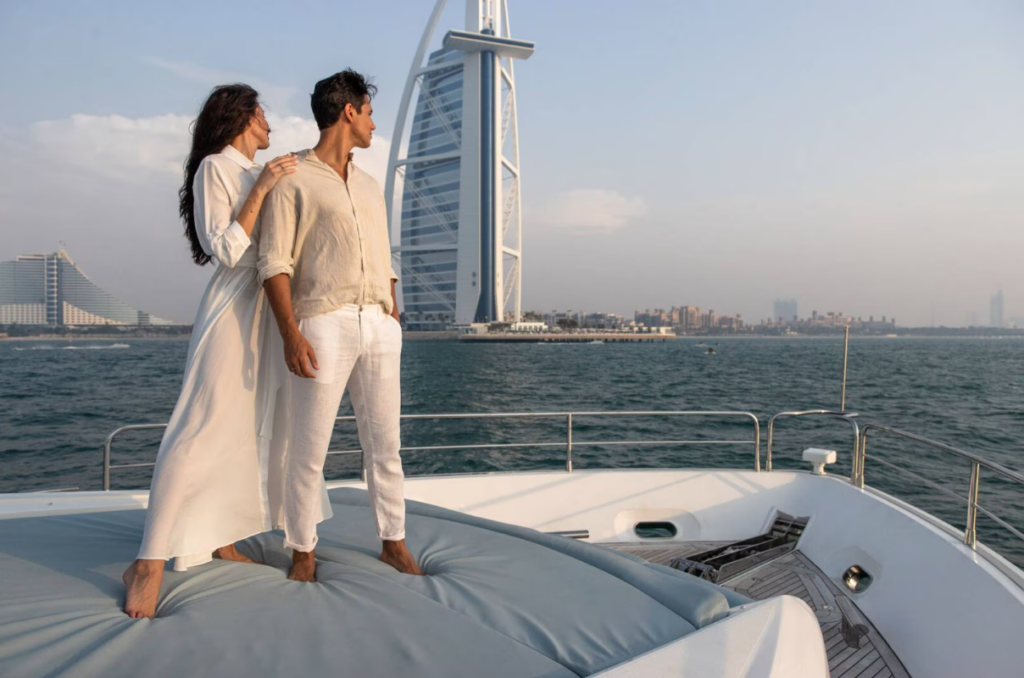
[602,543,911,678]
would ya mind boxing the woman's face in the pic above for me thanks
[250,106,271,150]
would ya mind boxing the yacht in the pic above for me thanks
[1,408,1021,677]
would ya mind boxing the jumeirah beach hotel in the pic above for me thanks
[0,249,174,326]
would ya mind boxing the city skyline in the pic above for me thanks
[0,242,1011,331]
[534,292,1019,331]
[0,245,1010,332]
[0,242,1012,330]
[0,1,1021,326]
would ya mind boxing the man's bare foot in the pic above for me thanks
[288,549,317,582]
[122,559,164,619]
[379,539,424,575]
[214,543,257,564]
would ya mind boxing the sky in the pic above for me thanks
[0,0,1022,326]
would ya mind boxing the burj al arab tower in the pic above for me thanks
[384,0,534,329]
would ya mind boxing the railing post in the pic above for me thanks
[765,419,774,472]
[103,438,112,492]
[841,325,850,412]
[853,432,865,488]
[361,449,368,484]
[754,417,761,472]
[859,434,866,488]
[965,461,980,549]
[566,413,573,472]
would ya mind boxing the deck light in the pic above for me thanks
[843,565,873,593]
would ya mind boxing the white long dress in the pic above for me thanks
[138,145,331,571]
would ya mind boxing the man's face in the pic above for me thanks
[348,95,376,148]
[251,105,271,150]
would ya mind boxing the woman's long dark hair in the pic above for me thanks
[179,84,260,266]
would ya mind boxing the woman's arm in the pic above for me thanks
[234,154,298,237]
[193,160,251,268]
[194,154,297,268]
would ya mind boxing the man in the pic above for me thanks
[258,70,422,581]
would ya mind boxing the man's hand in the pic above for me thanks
[389,279,401,328]
[263,274,317,377]
[283,327,319,378]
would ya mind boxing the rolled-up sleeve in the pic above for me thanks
[257,182,297,285]
[194,159,251,267]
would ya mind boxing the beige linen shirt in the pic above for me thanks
[257,149,399,319]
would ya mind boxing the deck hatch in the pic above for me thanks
[669,512,809,583]
[633,522,678,539]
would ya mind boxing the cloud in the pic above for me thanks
[542,189,648,231]
[147,58,298,116]
[0,112,393,323]
[16,112,391,185]
[30,114,192,181]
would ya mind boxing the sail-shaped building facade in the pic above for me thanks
[0,249,175,326]
[385,0,534,329]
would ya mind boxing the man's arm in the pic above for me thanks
[258,179,317,378]
[382,191,401,325]
[264,273,318,379]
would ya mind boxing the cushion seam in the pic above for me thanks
[318,561,584,678]
[329,495,722,627]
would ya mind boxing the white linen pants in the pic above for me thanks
[284,303,406,551]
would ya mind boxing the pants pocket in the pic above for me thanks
[386,314,403,346]
[298,315,338,385]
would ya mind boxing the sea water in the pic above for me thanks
[2,336,1022,565]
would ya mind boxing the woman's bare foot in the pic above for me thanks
[214,543,257,564]
[122,559,164,619]
[288,549,317,582]
[379,539,424,575]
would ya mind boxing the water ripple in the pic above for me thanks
[2,335,1024,565]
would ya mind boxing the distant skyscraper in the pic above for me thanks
[0,249,174,326]
[990,289,1005,328]
[774,299,798,323]
[385,0,534,329]
[676,305,701,331]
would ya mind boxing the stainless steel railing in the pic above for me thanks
[101,410,761,491]
[102,423,170,493]
[856,424,1024,550]
[98,408,1024,566]
[764,410,860,480]
[761,412,1024,551]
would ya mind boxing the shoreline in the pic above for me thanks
[4,333,1024,343]
[0,335,191,342]
[673,334,1024,340]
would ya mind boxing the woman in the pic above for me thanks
[123,84,298,619]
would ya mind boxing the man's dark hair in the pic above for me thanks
[311,69,378,130]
